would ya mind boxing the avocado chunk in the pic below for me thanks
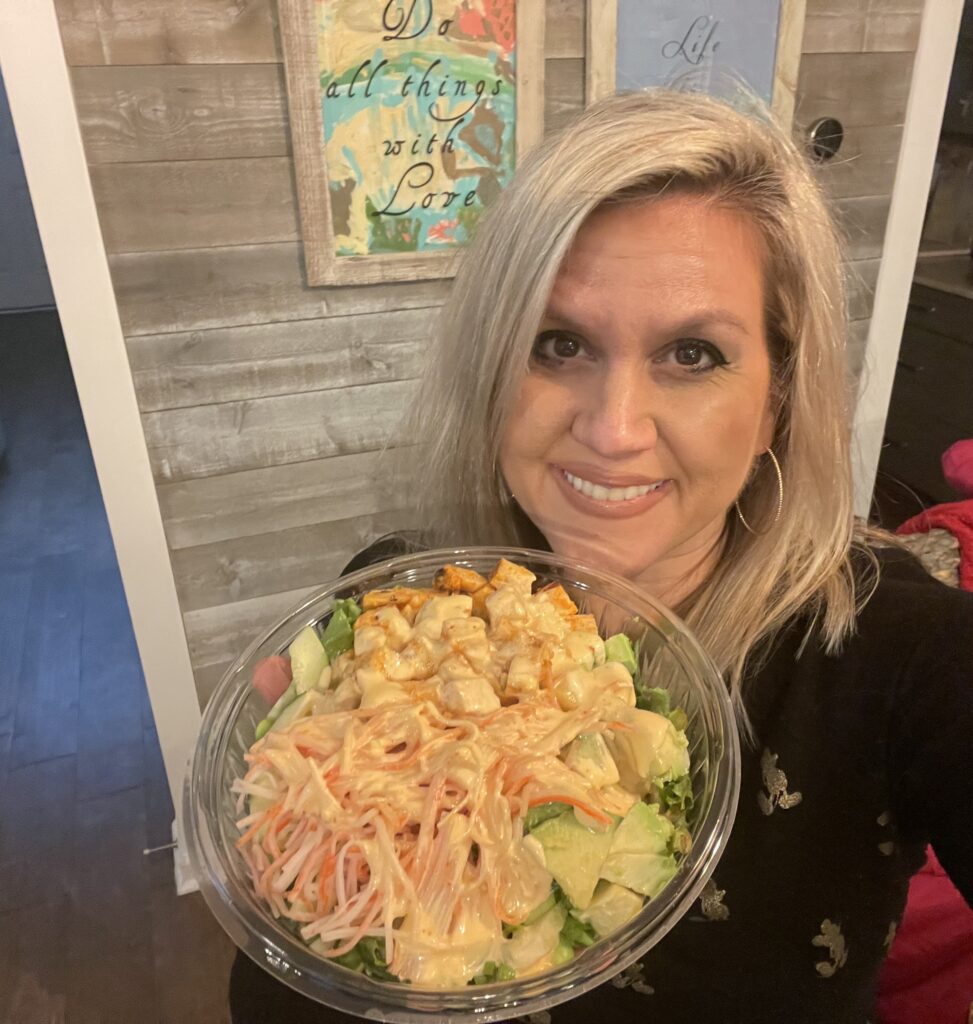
[531,812,617,910]
[604,633,638,676]
[501,903,567,971]
[609,707,690,794]
[288,626,327,694]
[600,802,677,899]
[577,881,645,938]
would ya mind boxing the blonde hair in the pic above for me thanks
[404,89,882,714]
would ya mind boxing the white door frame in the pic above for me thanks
[0,1,201,842]
[852,0,966,515]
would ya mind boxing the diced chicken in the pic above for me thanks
[506,653,541,696]
[535,582,578,617]
[357,668,409,709]
[331,674,361,710]
[353,605,412,650]
[442,617,492,672]
[553,668,594,711]
[438,676,501,715]
[568,613,599,633]
[564,630,607,670]
[414,594,474,640]
[361,588,397,610]
[437,651,491,683]
[591,661,636,704]
[433,565,489,593]
[526,600,570,641]
[354,625,387,657]
[384,636,440,682]
[489,558,536,595]
[485,586,528,627]
[470,583,496,618]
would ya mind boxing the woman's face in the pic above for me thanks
[499,194,776,598]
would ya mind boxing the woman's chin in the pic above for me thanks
[546,532,649,583]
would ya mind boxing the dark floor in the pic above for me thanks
[0,311,235,1024]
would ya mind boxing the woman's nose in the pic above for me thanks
[570,361,658,459]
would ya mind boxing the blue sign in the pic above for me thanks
[615,0,783,105]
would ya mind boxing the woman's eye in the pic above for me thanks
[532,331,586,364]
[661,339,727,373]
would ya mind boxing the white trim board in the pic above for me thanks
[0,0,201,843]
[851,0,965,516]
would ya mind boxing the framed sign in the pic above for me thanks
[586,0,805,127]
[279,1,545,286]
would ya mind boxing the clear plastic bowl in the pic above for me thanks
[184,546,740,1022]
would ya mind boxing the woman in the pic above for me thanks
[230,90,973,1024]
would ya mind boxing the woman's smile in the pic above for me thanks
[552,465,672,518]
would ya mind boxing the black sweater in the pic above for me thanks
[229,542,973,1024]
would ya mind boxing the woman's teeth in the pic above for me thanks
[563,471,663,502]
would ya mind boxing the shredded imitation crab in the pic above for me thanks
[232,559,690,988]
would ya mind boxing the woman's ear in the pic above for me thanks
[756,402,776,456]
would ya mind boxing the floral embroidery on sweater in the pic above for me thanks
[758,749,803,815]
[812,919,848,977]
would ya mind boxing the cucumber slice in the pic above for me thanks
[289,626,327,694]
[271,690,318,733]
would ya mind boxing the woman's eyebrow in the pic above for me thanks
[671,310,751,337]
[541,306,751,338]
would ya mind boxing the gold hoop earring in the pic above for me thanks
[735,447,784,535]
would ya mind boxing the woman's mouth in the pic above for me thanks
[562,470,665,502]
[552,466,671,518]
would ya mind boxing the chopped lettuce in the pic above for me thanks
[660,774,694,816]
[604,633,638,676]
[320,599,361,661]
[637,685,688,731]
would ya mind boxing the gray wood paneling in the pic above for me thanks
[90,157,298,253]
[546,0,585,59]
[142,378,417,482]
[71,64,289,164]
[835,195,893,260]
[811,123,903,199]
[545,58,585,133]
[126,308,429,411]
[183,584,317,696]
[803,0,922,53]
[847,317,870,382]
[54,0,281,66]
[846,257,881,322]
[170,508,409,612]
[109,243,451,336]
[157,450,404,550]
[796,51,914,129]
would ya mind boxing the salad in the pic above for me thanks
[233,558,694,989]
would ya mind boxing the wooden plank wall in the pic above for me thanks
[54,0,922,703]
